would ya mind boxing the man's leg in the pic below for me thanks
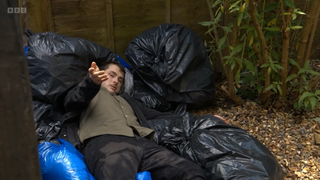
[136,136,206,180]
[82,135,142,180]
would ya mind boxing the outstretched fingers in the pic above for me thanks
[88,62,108,85]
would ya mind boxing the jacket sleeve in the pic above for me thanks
[64,74,101,112]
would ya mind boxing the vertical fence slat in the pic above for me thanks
[165,0,171,23]
[44,0,54,31]
[106,0,115,51]
[18,0,26,33]
[25,0,47,32]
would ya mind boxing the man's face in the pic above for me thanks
[101,64,124,94]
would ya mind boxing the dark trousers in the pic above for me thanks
[82,134,206,180]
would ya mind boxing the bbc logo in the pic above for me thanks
[7,7,27,14]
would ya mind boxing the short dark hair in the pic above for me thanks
[99,61,126,76]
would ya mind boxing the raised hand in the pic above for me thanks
[88,62,108,85]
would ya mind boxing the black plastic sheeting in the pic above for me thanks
[27,32,119,141]
[148,114,284,180]
[33,101,63,141]
[132,70,173,112]
[27,30,283,180]
[126,24,215,111]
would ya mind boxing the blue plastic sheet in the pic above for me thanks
[38,138,95,180]
[116,54,131,68]
[24,46,28,57]
[136,171,152,180]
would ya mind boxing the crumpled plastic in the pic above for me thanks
[33,101,63,141]
[38,138,95,180]
[27,32,118,110]
[132,70,172,111]
[126,24,215,111]
[122,68,134,96]
[26,32,121,141]
[136,171,152,180]
[148,113,284,180]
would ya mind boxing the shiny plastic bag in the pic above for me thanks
[132,70,172,111]
[26,32,120,141]
[33,101,63,141]
[148,114,284,180]
[136,171,152,180]
[126,24,215,111]
[123,68,134,96]
[38,138,95,180]
[27,32,118,111]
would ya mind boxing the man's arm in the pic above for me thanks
[64,75,100,112]
[64,62,107,112]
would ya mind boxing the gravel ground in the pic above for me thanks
[192,59,320,180]
[193,99,320,179]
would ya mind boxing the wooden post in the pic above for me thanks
[18,0,27,34]
[106,0,115,51]
[0,1,41,179]
[165,0,171,23]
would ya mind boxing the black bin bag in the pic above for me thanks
[148,114,284,180]
[27,32,119,141]
[33,101,63,141]
[126,24,215,111]
[132,70,172,112]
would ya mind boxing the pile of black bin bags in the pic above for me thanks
[27,31,120,141]
[27,24,283,180]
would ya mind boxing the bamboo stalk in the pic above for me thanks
[205,0,242,105]
[279,0,292,98]
[252,44,263,64]
[309,75,320,90]
[248,0,270,106]
[289,0,320,76]
[205,0,227,77]
[290,0,320,99]
[228,18,242,105]
[304,1,320,64]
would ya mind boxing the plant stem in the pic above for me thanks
[290,0,320,99]
[279,0,292,98]
[248,0,270,107]
[304,2,320,64]
[289,0,320,76]
[205,0,227,77]
[309,75,320,91]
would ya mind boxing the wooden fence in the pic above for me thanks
[22,0,211,60]
[20,0,320,66]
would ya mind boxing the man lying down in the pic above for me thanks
[63,60,228,180]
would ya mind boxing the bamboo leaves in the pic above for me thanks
[200,0,320,111]
[282,0,295,8]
